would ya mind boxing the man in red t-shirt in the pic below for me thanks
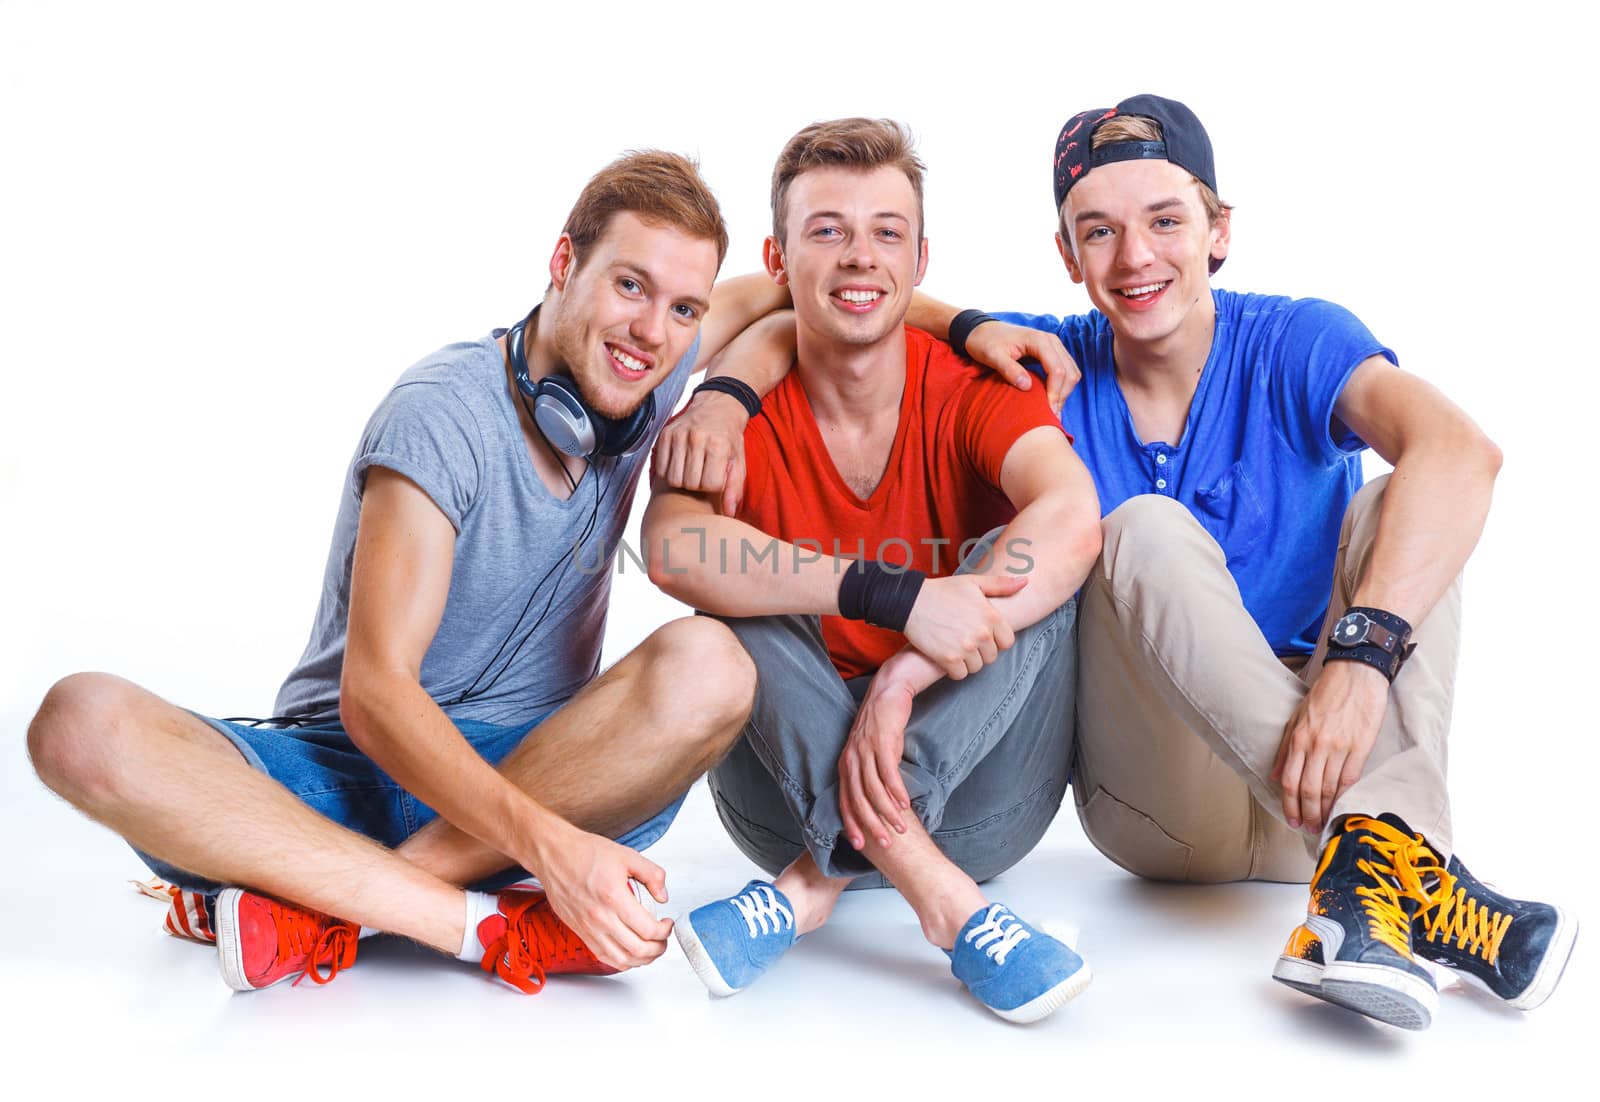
[643,119,1103,1023]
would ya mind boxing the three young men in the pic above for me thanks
[643,119,1102,1022]
[28,104,1576,1029]
[27,152,782,993]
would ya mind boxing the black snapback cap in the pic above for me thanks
[1052,94,1217,211]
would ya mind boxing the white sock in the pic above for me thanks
[456,891,501,962]
[358,926,380,940]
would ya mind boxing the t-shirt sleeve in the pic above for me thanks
[990,309,1066,335]
[987,309,1099,387]
[1266,298,1396,466]
[737,417,772,518]
[955,373,1065,491]
[353,381,483,531]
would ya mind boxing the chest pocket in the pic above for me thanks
[1194,460,1267,567]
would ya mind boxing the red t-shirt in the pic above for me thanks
[738,326,1064,680]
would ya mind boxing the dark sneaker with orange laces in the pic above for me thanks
[476,882,651,993]
[215,888,358,991]
[1271,814,1438,1030]
[1410,850,1578,1010]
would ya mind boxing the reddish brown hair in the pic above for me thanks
[563,150,729,268]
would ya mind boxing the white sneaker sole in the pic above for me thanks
[1274,949,1437,1030]
[673,913,739,998]
[1270,953,1325,998]
[1318,960,1437,1030]
[214,888,258,992]
[987,960,1094,1025]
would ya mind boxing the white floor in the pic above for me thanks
[5,760,1587,1099]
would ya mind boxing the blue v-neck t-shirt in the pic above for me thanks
[996,289,1393,656]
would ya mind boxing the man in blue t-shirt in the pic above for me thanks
[904,95,1576,1030]
[27,152,787,995]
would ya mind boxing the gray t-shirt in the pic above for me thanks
[273,329,697,725]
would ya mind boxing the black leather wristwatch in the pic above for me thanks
[1325,606,1416,682]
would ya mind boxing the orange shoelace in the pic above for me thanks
[273,906,356,987]
[479,892,597,994]
[1356,820,1517,967]
[1417,869,1515,966]
[1344,817,1435,957]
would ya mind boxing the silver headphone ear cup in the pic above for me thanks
[533,384,597,458]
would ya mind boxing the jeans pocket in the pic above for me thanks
[1079,785,1194,881]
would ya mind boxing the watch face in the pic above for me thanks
[1333,612,1370,646]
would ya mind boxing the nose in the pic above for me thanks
[1116,226,1156,271]
[840,231,877,271]
[629,302,668,349]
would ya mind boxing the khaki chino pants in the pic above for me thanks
[1073,474,1459,884]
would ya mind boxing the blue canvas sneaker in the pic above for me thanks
[1411,848,1578,1010]
[949,902,1092,1023]
[1271,813,1439,1030]
[676,880,798,997]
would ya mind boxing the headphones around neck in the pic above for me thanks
[507,308,655,459]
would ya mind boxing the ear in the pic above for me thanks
[1209,207,1232,268]
[1055,230,1085,285]
[762,235,788,286]
[548,234,577,291]
[913,237,929,286]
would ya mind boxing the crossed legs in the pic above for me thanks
[27,616,755,956]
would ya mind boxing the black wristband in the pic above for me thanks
[1325,605,1417,683]
[1324,644,1408,682]
[837,560,927,633]
[947,309,997,360]
[692,376,763,419]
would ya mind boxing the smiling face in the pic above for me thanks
[1057,158,1229,352]
[545,210,719,419]
[765,164,928,350]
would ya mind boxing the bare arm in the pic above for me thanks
[642,476,846,617]
[1332,356,1501,623]
[340,468,671,968]
[1273,355,1502,832]
[908,290,1080,414]
[652,311,797,515]
[838,427,1103,849]
[643,477,1030,681]
[694,272,791,366]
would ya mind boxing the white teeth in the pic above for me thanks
[611,347,646,371]
[837,289,881,304]
[1119,282,1169,297]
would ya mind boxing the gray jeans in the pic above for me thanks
[708,577,1077,887]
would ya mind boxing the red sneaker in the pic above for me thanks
[477,884,650,994]
[215,888,358,991]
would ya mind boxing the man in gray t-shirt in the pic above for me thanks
[28,151,787,995]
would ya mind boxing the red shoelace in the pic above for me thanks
[477,890,606,994]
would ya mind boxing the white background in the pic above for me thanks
[2,0,1595,1095]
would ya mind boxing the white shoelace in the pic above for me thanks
[729,885,795,939]
[964,904,1031,965]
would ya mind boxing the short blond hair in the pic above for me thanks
[770,118,926,245]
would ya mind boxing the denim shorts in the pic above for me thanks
[135,711,685,895]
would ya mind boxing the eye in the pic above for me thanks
[1084,226,1112,242]
[618,277,642,295]
[878,227,903,241]
[812,226,841,240]
[1154,216,1180,229]
[672,303,698,320]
